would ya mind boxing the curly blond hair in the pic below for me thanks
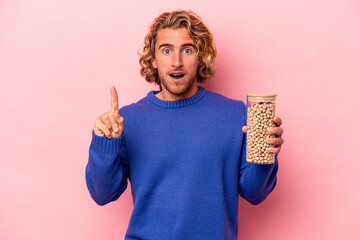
[139,10,217,85]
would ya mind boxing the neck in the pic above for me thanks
[156,85,199,101]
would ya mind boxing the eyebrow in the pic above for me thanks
[158,43,196,49]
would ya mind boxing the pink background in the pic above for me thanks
[1,0,359,239]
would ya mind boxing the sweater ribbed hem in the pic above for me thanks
[91,131,123,154]
[146,86,206,108]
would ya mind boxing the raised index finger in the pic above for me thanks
[110,86,119,113]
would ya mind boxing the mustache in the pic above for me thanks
[170,68,184,72]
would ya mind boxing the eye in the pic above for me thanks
[162,48,171,54]
[183,48,192,54]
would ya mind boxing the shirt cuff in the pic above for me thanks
[91,130,123,154]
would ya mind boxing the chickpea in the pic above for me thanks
[246,102,276,164]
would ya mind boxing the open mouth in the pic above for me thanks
[169,73,185,79]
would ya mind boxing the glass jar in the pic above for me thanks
[246,94,277,164]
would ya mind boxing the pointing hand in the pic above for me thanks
[94,86,124,139]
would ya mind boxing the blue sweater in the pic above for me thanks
[86,87,278,240]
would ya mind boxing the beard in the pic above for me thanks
[158,71,197,97]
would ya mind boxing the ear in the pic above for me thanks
[151,58,158,69]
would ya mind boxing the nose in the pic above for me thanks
[171,51,183,68]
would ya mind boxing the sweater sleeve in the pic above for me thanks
[85,131,129,206]
[238,104,279,205]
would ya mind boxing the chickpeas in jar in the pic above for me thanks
[246,94,277,164]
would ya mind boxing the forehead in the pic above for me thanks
[155,27,194,46]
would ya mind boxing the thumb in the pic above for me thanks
[115,114,124,125]
[242,126,247,133]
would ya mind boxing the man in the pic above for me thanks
[86,10,284,240]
